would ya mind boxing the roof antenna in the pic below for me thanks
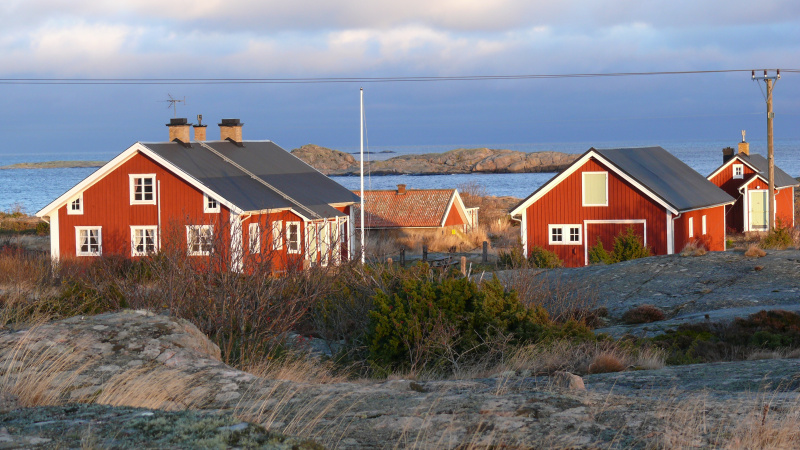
[197,114,203,126]
[160,94,186,117]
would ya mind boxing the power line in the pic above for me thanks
[0,69,795,85]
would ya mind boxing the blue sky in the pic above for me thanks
[1,0,800,156]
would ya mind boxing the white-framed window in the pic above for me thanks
[688,217,694,238]
[203,193,220,213]
[186,225,213,256]
[320,221,331,267]
[68,194,83,215]
[582,172,608,206]
[131,226,157,256]
[306,222,318,264]
[249,223,260,254]
[286,221,301,254]
[733,164,744,179]
[272,220,284,250]
[75,227,101,256]
[130,174,156,205]
[549,224,582,245]
[701,215,707,235]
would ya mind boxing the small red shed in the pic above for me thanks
[36,118,359,272]
[509,146,735,267]
[707,139,798,232]
[352,185,474,231]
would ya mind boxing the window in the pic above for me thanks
[186,225,213,256]
[702,215,707,235]
[320,222,331,267]
[76,227,101,256]
[688,217,694,238]
[68,194,83,215]
[249,223,260,254]
[582,172,608,206]
[131,226,157,256]
[549,224,581,245]
[204,193,220,213]
[286,222,301,254]
[307,222,318,263]
[272,220,283,250]
[733,164,744,179]
[130,174,156,205]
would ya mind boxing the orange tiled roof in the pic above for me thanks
[352,188,460,228]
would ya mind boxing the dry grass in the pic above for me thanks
[244,354,347,384]
[680,240,707,257]
[746,348,800,361]
[745,244,767,257]
[621,304,666,324]
[587,352,626,374]
[500,270,599,323]
[92,364,209,411]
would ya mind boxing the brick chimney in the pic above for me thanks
[738,129,750,156]
[397,184,406,194]
[167,118,191,143]
[219,118,243,143]
[722,147,734,164]
[193,114,207,141]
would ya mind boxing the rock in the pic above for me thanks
[291,145,579,176]
[551,371,586,391]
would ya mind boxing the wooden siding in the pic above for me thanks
[672,205,726,252]
[241,210,306,273]
[708,157,758,232]
[443,200,467,228]
[524,158,669,267]
[57,151,230,259]
[586,222,645,255]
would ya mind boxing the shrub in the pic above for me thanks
[366,274,553,374]
[622,305,665,324]
[588,237,612,264]
[588,352,626,373]
[527,246,562,269]
[744,244,766,257]
[498,245,528,269]
[680,241,706,257]
[589,227,651,264]
[761,225,793,249]
[35,221,49,236]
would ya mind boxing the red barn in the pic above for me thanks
[509,147,735,267]
[707,141,798,232]
[35,118,359,272]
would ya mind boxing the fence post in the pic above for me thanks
[460,256,467,276]
[400,248,405,266]
[422,245,428,262]
[482,241,488,263]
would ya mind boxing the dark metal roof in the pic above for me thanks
[736,153,799,188]
[594,147,735,211]
[143,140,358,218]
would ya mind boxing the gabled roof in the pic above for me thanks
[510,146,735,216]
[37,140,358,219]
[352,188,466,228]
[707,152,799,188]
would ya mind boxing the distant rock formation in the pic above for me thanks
[0,161,106,170]
[291,145,578,176]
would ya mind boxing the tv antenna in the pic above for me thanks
[160,94,186,117]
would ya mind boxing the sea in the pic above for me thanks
[3,139,800,214]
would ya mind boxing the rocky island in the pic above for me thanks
[291,144,578,175]
[0,161,106,170]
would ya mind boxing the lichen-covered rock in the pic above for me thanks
[290,144,356,173]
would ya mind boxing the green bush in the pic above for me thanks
[588,227,651,264]
[761,225,793,249]
[366,275,553,373]
[527,246,562,268]
[498,245,528,268]
[35,221,49,236]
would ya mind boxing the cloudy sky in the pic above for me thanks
[1,0,799,157]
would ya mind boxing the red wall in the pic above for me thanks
[241,210,306,273]
[443,200,467,228]
[745,178,795,229]
[673,205,727,252]
[57,152,230,259]
[708,158,757,232]
[524,158,669,267]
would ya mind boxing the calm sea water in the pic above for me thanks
[2,140,799,213]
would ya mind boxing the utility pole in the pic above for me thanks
[753,69,780,230]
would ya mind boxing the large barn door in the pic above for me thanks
[749,190,768,231]
[584,220,646,265]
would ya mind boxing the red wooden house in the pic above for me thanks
[36,118,359,272]
[353,184,475,231]
[509,146,735,267]
[707,140,798,232]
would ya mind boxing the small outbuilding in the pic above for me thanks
[353,184,474,232]
[509,146,735,267]
[707,137,798,232]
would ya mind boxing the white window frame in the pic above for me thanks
[306,222,318,264]
[75,226,102,256]
[249,223,260,254]
[129,174,156,205]
[286,221,301,254]
[67,193,83,215]
[733,164,744,179]
[549,224,582,245]
[272,220,284,250]
[131,226,157,256]
[582,171,609,207]
[688,217,694,238]
[701,215,707,235]
[203,193,220,213]
[320,221,331,267]
[186,225,213,256]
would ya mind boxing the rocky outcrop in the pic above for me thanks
[291,145,578,176]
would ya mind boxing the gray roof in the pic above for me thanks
[734,153,799,188]
[593,147,735,211]
[594,147,735,212]
[143,140,359,219]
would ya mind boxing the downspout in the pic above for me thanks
[157,180,162,251]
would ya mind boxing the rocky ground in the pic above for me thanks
[290,144,578,176]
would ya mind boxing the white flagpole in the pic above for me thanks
[360,88,365,264]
